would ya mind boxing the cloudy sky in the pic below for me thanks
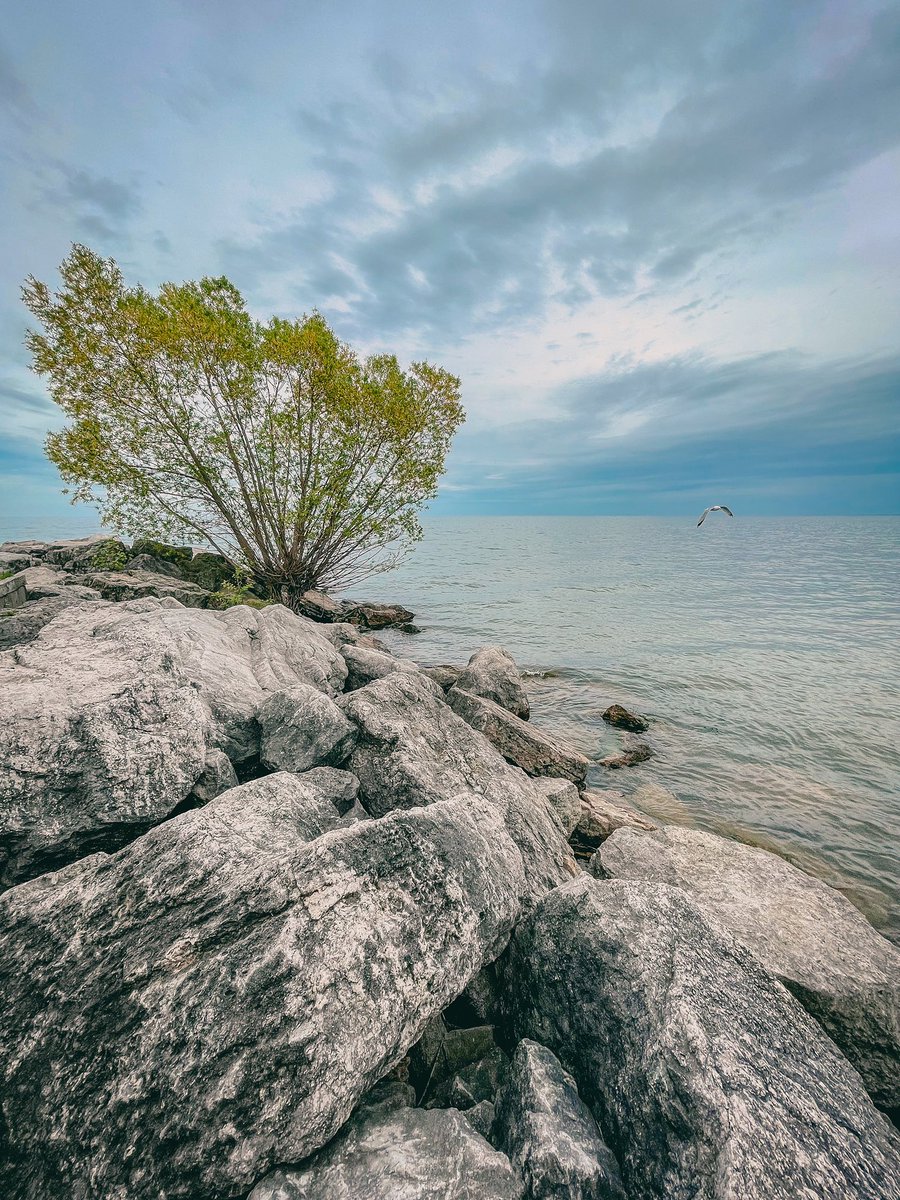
[2,0,899,524]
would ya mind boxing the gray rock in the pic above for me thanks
[597,825,900,1111]
[182,549,238,591]
[248,1095,522,1200]
[324,622,389,651]
[629,781,693,825]
[259,683,358,772]
[296,589,345,622]
[422,663,463,691]
[447,686,589,786]
[0,789,527,1200]
[426,1046,510,1110]
[189,748,239,802]
[574,789,657,851]
[462,1099,497,1142]
[18,564,101,600]
[343,672,579,903]
[504,876,900,1200]
[300,765,362,816]
[84,568,211,606]
[129,537,194,573]
[0,599,347,884]
[531,777,581,836]
[341,643,420,690]
[46,535,129,571]
[455,645,531,719]
[599,742,652,769]
[601,703,649,733]
[1,534,112,564]
[0,550,39,572]
[0,593,100,650]
[123,551,188,578]
[411,1018,499,1097]
[493,1039,626,1200]
[342,600,415,629]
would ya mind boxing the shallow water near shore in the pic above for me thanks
[4,512,899,943]
[365,516,900,943]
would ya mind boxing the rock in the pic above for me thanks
[0,550,39,572]
[573,789,657,852]
[426,1046,510,1110]
[398,622,422,634]
[183,549,238,591]
[503,876,900,1200]
[296,589,346,622]
[343,672,578,903]
[530,776,581,837]
[341,643,420,690]
[597,825,900,1112]
[46,535,129,572]
[129,537,194,572]
[629,781,693,824]
[462,1099,497,1142]
[324,621,389,651]
[602,703,648,733]
[0,789,527,1200]
[455,646,530,719]
[422,664,463,691]
[17,564,101,600]
[343,600,415,630]
[493,1039,626,1200]
[411,1018,499,1094]
[259,683,358,772]
[0,595,100,650]
[0,599,347,884]
[447,686,589,786]
[0,534,115,566]
[301,765,362,816]
[123,551,188,578]
[83,568,211,607]
[599,742,651,769]
[248,1093,522,1200]
[189,748,240,803]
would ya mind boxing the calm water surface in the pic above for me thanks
[366,517,900,942]
[5,513,899,940]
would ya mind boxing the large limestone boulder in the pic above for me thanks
[596,825,900,1111]
[455,645,530,719]
[504,876,900,1200]
[0,787,527,1200]
[0,599,347,884]
[83,568,211,606]
[447,685,589,785]
[0,593,100,650]
[16,564,101,600]
[249,1085,523,1200]
[343,671,578,902]
[259,683,358,772]
[341,643,420,690]
[493,1039,626,1200]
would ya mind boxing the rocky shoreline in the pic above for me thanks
[1,535,898,1199]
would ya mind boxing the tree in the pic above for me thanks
[23,245,464,606]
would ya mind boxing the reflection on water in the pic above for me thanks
[366,516,900,943]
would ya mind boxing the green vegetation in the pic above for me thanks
[89,540,128,572]
[24,245,465,608]
[0,570,14,581]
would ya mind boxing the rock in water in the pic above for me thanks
[503,876,900,1200]
[599,743,651,769]
[455,645,531,719]
[248,1090,522,1200]
[0,599,347,885]
[259,683,358,772]
[342,600,415,630]
[341,643,421,690]
[296,589,345,623]
[447,686,589,786]
[597,825,900,1111]
[0,788,526,1200]
[493,1039,626,1200]
[573,789,657,852]
[601,704,649,733]
[343,672,578,903]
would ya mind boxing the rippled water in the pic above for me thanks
[365,517,900,942]
[5,512,899,940]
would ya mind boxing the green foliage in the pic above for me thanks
[24,245,465,603]
[0,570,13,581]
[207,582,269,610]
[89,540,128,572]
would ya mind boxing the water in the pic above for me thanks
[4,512,899,940]
[363,517,900,942]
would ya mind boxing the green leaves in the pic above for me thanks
[24,244,465,599]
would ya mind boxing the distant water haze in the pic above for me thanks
[3,513,898,942]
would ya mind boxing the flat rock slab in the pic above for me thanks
[0,788,526,1200]
[455,645,530,719]
[493,1039,626,1200]
[0,599,347,884]
[249,1093,522,1200]
[447,686,589,786]
[504,876,900,1200]
[597,824,900,1111]
[343,672,578,903]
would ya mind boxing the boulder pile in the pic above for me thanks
[0,537,898,1200]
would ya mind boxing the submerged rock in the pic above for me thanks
[493,1039,626,1200]
[597,824,900,1111]
[248,1090,522,1200]
[601,703,649,733]
[447,686,589,786]
[599,742,652,769]
[343,671,578,903]
[504,876,900,1200]
[0,788,526,1200]
[259,683,358,772]
[455,645,531,719]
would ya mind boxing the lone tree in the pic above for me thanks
[23,245,464,606]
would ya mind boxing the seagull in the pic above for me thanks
[697,505,734,526]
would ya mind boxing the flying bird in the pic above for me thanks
[697,505,734,526]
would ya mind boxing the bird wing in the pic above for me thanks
[720,506,734,517]
[697,508,711,526]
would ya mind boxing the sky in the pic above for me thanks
[1,0,899,525]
